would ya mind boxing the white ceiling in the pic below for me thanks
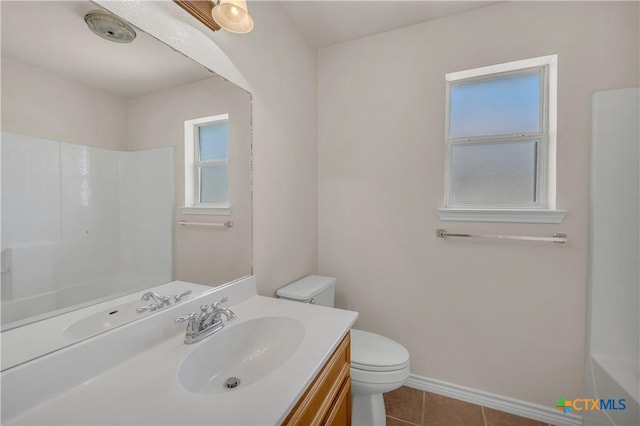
[280,0,501,48]
[1,1,213,99]
[1,1,502,98]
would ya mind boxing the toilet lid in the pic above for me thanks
[350,329,410,372]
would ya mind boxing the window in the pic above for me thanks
[439,55,566,223]
[183,114,230,215]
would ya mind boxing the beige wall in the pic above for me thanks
[1,57,127,150]
[318,1,639,406]
[211,1,319,295]
[127,76,252,286]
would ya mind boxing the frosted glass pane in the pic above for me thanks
[450,71,541,138]
[200,166,228,204]
[199,121,228,161]
[451,140,538,204]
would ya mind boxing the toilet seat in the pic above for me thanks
[350,329,410,372]
[351,363,411,385]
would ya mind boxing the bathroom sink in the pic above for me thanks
[178,316,305,394]
[63,300,147,339]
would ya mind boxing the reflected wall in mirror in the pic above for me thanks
[0,1,252,334]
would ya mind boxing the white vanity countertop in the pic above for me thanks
[8,295,358,425]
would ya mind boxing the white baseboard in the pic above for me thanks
[406,374,583,426]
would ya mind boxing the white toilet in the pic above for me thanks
[276,275,410,426]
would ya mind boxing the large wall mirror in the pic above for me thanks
[0,0,252,362]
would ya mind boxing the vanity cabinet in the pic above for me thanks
[283,332,351,426]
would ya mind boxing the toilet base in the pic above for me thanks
[352,392,386,426]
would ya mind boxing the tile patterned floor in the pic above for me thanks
[383,386,555,426]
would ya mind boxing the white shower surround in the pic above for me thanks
[585,88,639,426]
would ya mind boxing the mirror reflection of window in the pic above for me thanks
[184,114,231,215]
[196,118,229,205]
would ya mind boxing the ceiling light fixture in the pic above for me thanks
[174,1,254,35]
[211,0,254,34]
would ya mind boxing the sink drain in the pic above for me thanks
[224,377,240,389]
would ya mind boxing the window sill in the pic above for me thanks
[438,208,567,223]
[180,206,231,216]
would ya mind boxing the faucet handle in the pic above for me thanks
[175,312,197,324]
[173,290,192,303]
[212,296,229,309]
[136,303,157,314]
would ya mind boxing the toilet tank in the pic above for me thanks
[276,275,336,307]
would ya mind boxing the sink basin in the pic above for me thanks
[178,316,305,394]
[63,300,147,339]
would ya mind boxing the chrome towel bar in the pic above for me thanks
[177,220,233,228]
[436,228,567,243]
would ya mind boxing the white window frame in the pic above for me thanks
[439,55,566,223]
[182,113,231,215]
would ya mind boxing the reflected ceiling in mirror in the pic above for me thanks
[1,0,252,344]
[1,1,212,99]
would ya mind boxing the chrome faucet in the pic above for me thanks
[175,297,236,344]
[142,291,171,306]
[136,290,192,313]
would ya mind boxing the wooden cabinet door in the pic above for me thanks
[283,333,351,426]
[323,380,351,426]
